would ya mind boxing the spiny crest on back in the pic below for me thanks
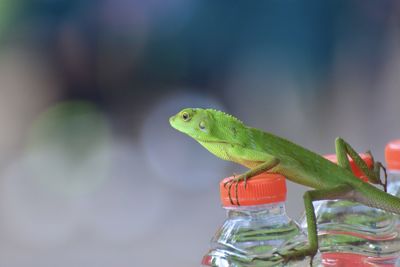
[205,108,244,125]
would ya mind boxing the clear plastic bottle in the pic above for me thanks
[385,140,400,267]
[386,140,400,197]
[202,173,309,267]
[301,153,400,266]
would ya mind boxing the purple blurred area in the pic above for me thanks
[0,1,400,266]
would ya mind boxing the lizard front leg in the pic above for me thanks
[225,158,280,205]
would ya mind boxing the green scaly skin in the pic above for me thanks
[169,108,395,265]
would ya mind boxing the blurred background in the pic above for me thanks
[0,1,399,266]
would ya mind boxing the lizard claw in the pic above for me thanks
[274,246,315,267]
[227,180,236,205]
[379,162,388,192]
[243,175,248,189]
[273,251,291,265]
[224,176,241,206]
[224,174,236,189]
[223,173,251,206]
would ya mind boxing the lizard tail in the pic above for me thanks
[355,183,400,215]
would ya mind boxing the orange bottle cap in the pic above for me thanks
[385,140,400,171]
[324,153,373,182]
[220,173,286,207]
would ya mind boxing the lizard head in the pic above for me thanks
[169,108,244,145]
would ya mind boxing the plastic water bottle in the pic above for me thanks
[301,153,400,266]
[202,172,310,267]
[385,140,400,267]
[386,140,400,197]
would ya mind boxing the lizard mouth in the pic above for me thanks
[197,139,241,146]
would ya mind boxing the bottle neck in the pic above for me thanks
[388,169,400,175]
[388,169,400,185]
[224,202,287,219]
[387,169,400,196]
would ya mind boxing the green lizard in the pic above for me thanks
[169,108,393,265]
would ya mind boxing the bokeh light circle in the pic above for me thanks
[25,101,112,196]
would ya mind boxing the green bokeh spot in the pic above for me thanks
[26,101,112,196]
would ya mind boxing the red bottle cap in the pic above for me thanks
[201,255,211,266]
[385,140,400,171]
[220,173,286,207]
[322,253,370,267]
[324,153,373,182]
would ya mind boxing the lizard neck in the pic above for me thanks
[197,141,232,162]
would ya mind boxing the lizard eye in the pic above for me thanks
[181,112,190,121]
[199,121,206,130]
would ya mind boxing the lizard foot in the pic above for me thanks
[223,174,249,206]
[366,150,388,192]
[274,247,315,267]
